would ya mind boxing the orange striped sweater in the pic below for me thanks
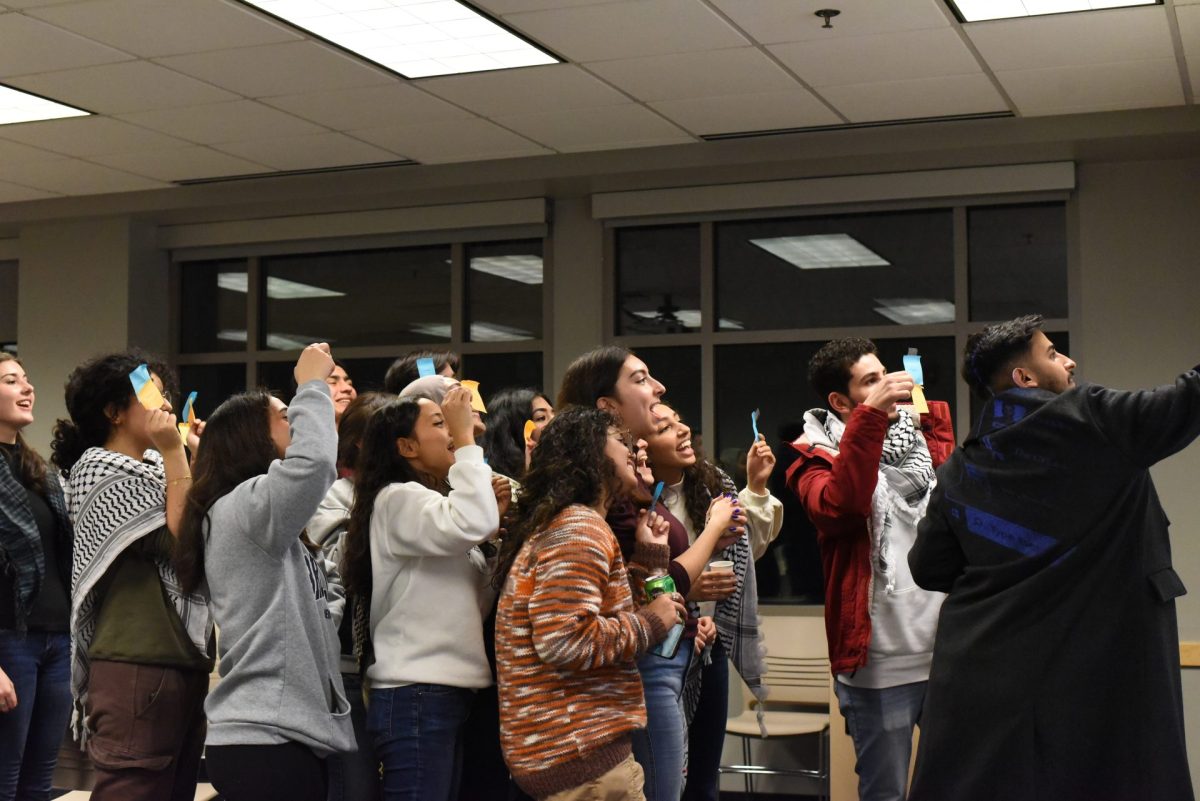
[496,504,669,799]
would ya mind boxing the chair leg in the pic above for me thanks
[742,736,754,800]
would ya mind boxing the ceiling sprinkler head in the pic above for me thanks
[815,8,840,28]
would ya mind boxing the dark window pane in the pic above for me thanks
[615,225,702,335]
[466,241,543,342]
[262,246,451,350]
[0,261,16,351]
[258,362,297,401]
[177,364,246,416]
[968,330,1070,429]
[969,203,1067,321]
[716,210,955,330]
[635,346,701,442]
[459,352,544,404]
[179,259,249,353]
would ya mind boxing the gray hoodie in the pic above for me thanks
[202,381,355,756]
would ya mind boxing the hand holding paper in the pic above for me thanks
[459,380,487,414]
[129,364,166,411]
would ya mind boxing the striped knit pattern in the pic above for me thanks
[496,504,668,799]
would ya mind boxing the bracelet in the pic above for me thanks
[167,476,193,486]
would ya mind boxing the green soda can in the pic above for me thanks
[644,573,685,659]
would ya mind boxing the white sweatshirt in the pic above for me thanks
[366,444,500,690]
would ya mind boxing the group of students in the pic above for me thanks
[0,342,784,801]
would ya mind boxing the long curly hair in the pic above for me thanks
[0,354,47,493]
[174,390,278,594]
[492,406,626,589]
[340,398,437,601]
[51,350,176,476]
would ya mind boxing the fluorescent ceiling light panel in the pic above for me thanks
[873,298,956,326]
[217,329,321,350]
[242,0,559,78]
[749,234,890,270]
[408,322,535,341]
[630,310,745,330]
[218,272,346,299]
[0,84,89,126]
[469,254,543,285]
[947,0,1157,22]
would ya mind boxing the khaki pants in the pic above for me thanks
[86,660,208,801]
[542,755,646,801]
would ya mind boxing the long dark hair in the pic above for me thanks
[492,406,626,589]
[340,398,436,601]
[51,350,175,476]
[645,401,730,534]
[336,392,391,474]
[0,354,47,493]
[479,387,546,479]
[175,390,278,594]
[556,346,632,410]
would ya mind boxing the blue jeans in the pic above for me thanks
[834,680,926,801]
[0,630,73,801]
[367,684,474,801]
[328,673,380,801]
[632,646,690,801]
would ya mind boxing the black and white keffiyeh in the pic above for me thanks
[66,447,212,742]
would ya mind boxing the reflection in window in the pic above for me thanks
[180,259,249,354]
[969,203,1067,322]
[262,246,451,350]
[716,210,955,330]
[615,225,702,335]
[467,241,543,342]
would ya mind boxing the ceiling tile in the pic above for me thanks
[709,0,951,46]
[90,146,272,182]
[995,58,1184,116]
[0,137,64,163]
[419,64,627,116]
[0,180,60,202]
[154,41,393,99]
[965,6,1173,72]
[0,12,133,77]
[25,0,301,58]
[6,61,238,114]
[651,89,842,135]
[350,118,551,163]
[474,0,612,14]
[0,116,192,155]
[770,27,983,88]
[263,83,473,130]
[214,132,402,171]
[503,0,748,62]
[820,73,1008,122]
[0,158,168,194]
[586,47,799,102]
[118,100,328,144]
[1178,5,1200,93]
[492,104,692,151]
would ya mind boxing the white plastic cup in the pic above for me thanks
[707,560,734,573]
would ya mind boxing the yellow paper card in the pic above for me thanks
[460,380,487,414]
[523,419,536,444]
[911,385,930,415]
[177,422,191,447]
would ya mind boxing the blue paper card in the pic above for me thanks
[751,408,761,441]
[649,481,665,514]
[180,391,197,424]
[903,354,924,386]
[416,357,436,378]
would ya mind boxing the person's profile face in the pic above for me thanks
[1021,331,1076,395]
[603,356,665,438]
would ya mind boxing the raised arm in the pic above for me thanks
[1085,366,1200,467]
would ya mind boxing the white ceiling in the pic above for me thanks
[0,0,1195,202]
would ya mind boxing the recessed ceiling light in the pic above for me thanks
[240,0,560,79]
[873,298,956,325]
[469,254,543,285]
[218,272,345,299]
[749,234,890,270]
[0,84,90,126]
[947,0,1158,23]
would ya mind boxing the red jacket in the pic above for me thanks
[785,402,955,675]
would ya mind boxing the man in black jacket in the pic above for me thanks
[908,314,1198,801]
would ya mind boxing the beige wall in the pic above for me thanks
[6,108,1200,796]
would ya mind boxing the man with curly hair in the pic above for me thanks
[907,315,1200,801]
[785,339,955,801]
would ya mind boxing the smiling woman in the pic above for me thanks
[0,353,76,801]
